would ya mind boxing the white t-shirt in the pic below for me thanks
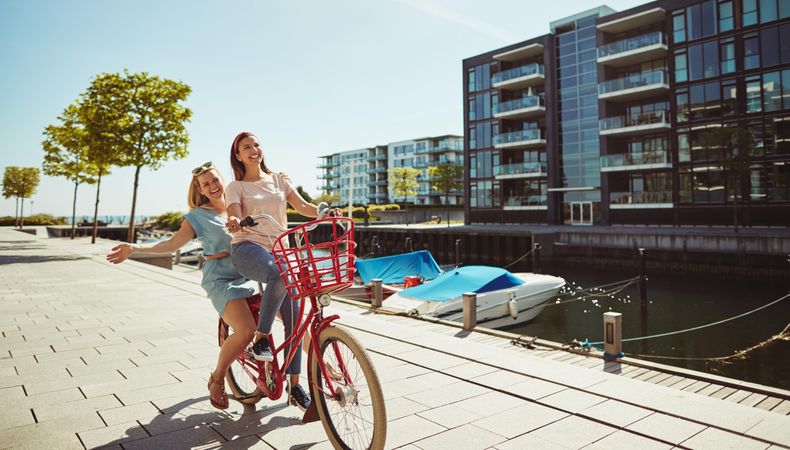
[225,172,295,251]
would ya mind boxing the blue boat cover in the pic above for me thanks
[397,265,525,302]
[355,250,443,285]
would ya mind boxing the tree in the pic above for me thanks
[427,163,463,227]
[42,104,99,239]
[296,185,312,203]
[389,167,420,225]
[699,127,756,233]
[314,192,340,206]
[85,71,192,243]
[2,167,40,228]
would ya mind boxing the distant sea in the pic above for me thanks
[65,215,153,225]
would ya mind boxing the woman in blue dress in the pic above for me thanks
[106,163,258,410]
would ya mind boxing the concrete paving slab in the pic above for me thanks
[412,423,506,450]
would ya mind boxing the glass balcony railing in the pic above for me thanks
[494,129,545,146]
[493,162,547,177]
[320,183,339,190]
[599,110,669,132]
[600,150,671,169]
[610,191,672,205]
[318,162,337,169]
[597,32,667,59]
[598,70,668,96]
[317,172,340,179]
[492,63,545,85]
[370,167,387,173]
[504,195,547,206]
[370,154,387,161]
[493,96,545,114]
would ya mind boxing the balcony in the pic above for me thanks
[598,70,669,102]
[610,190,672,208]
[503,195,548,210]
[599,110,671,136]
[369,167,387,174]
[600,150,672,172]
[319,183,339,190]
[597,7,666,33]
[494,129,546,149]
[494,162,547,179]
[493,96,545,120]
[370,154,387,161]
[317,162,337,169]
[416,144,463,154]
[317,171,340,180]
[493,43,543,62]
[492,64,545,90]
[597,32,667,68]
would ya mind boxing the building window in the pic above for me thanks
[675,50,688,82]
[467,68,475,93]
[673,11,686,43]
[782,23,790,63]
[743,0,758,26]
[722,79,738,115]
[689,81,722,119]
[701,0,718,36]
[693,169,726,203]
[762,70,784,111]
[678,130,691,162]
[677,91,690,122]
[689,44,704,80]
[468,99,475,121]
[767,163,790,200]
[703,40,719,78]
[762,26,781,67]
[761,0,778,23]
[719,1,734,31]
[744,35,761,69]
[746,78,763,112]
[720,40,736,74]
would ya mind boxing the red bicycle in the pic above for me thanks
[217,212,387,450]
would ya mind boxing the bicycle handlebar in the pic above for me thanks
[240,202,335,233]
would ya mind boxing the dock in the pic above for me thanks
[1,227,789,449]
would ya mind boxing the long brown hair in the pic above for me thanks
[230,132,272,181]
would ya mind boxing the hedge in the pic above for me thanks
[0,214,68,226]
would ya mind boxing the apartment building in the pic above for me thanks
[463,1,790,226]
[317,135,464,205]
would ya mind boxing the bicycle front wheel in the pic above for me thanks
[310,326,386,450]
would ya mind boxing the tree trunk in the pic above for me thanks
[92,169,103,244]
[71,181,79,239]
[127,165,142,243]
[446,193,450,228]
[14,197,19,228]
[19,198,25,228]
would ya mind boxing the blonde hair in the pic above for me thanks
[188,167,221,209]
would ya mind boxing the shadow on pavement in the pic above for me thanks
[103,395,307,449]
[0,254,87,264]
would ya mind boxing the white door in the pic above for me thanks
[570,201,593,225]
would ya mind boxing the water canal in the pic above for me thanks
[508,261,790,391]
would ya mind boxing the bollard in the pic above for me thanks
[603,312,623,361]
[462,292,477,331]
[174,249,181,265]
[638,248,647,313]
[372,235,381,257]
[405,237,414,253]
[371,279,383,308]
[533,243,541,273]
[455,238,462,267]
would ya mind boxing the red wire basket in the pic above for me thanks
[270,217,357,300]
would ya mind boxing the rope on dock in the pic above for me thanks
[587,291,790,346]
[503,247,535,270]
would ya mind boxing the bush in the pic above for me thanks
[153,211,183,232]
[368,204,400,212]
[0,214,68,226]
[286,209,311,222]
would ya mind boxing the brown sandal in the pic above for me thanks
[208,372,229,409]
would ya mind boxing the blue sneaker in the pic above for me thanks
[251,338,273,362]
[289,384,311,411]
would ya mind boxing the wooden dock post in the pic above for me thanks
[371,279,383,308]
[638,248,647,313]
[603,312,623,360]
[463,292,477,331]
[455,238,462,267]
[533,243,541,273]
[174,249,181,265]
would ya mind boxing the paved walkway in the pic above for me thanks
[1,228,789,449]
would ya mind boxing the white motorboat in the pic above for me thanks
[350,251,565,328]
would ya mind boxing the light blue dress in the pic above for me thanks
[184,207,255,315]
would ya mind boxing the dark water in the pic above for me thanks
[505,262,790,390]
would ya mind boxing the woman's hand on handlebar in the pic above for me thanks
[330,208,344,217]
[226,216,242,233]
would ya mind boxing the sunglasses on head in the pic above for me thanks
[192,161,213,175]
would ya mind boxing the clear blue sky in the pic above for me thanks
[0,0,644,218]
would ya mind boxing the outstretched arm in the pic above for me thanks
[107,219,196,264]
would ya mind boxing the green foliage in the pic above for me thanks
[314,192,340,207]
[0,214,66,226]
[42,104,99,186]
[286,209,312,222]
[2,166,40,199]
[367,204,400,212]
[388,167,419,201]
[295,185,312,203]
[427,164,463,199]
[153,211,184,232]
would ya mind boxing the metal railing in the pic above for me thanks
[599,110,669,131]
[610,190,672,204]
[600,150,671,168]
[493,96,545,114]
[492,63,545,85]
[504,195,547,206]
[494,162,547,177]
[597,31,667,59]
[598,70,668,95]
[494,129,545,145]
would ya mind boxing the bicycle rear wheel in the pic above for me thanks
[309,326,386,450]
[218,320,262,405]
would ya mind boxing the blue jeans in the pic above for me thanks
[231,241,302,375]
